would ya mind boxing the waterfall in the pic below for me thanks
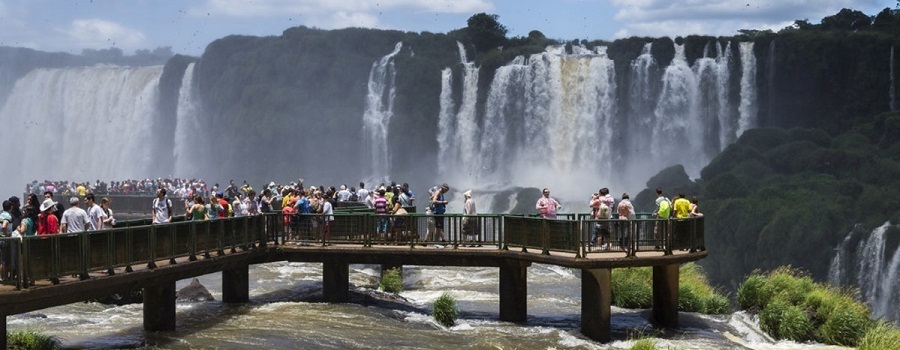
[173,63,204,176]
[453,42,480,178]
[767,40,776,122]
[362,42,403,178]
[890,46,895,111]
[0,65,163,194]
[436,67,455,175]
[737,42,757,137]
[478,56,527,184]
[652,44,702,170]
[717,42,734,149]
[829,222,900,322]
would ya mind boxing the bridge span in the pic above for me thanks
[0,211,705,347]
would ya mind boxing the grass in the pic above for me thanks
[611,263,730,314]
[8,330,61,350]
[630,337,658,350]
[432,292,458,328]
[737,266,887,347]
[856,320,900,350]
[379,267,403,294]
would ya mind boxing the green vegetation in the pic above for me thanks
[379,267,403,294]
[857,320,900,350]
[735,267,900,347]
[611,263,730,314]
[630,337,658,350]
[8,330,61,350]
[432,292,459,328]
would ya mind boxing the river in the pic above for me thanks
[8,262,848,349]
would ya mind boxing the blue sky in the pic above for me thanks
[0,0,892,56]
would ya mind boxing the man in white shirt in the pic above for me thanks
[61,197,91,233]
[85,194,104,231]
[152,189,173,224]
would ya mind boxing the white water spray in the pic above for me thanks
[737,42,757,136]
[173,63,204,176]
[0,65,163,193]
[829,222,900,321]
[362,42,403,178]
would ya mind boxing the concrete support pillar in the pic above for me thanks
[143,282,176,331]
[323,260,349,302]
[652,264,679,328]
[1,315,7,350]
[499,260,528,322]
[581,268,612,342]
[222,264,250,303]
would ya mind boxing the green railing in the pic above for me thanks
[0,213,704,290]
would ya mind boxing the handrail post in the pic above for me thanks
[204,221,212,259]
[148,225,158,269]
[21,238,30,289]
[575,220,582,259]
[169,224,177,265]
[125,227,134,272]
[689,218,696,253]
[541,218,550,255]
[50,234,60,284]
[189,221,198,261]
[80,232,89,280]
[106,229,116,275]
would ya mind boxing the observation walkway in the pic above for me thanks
[0,209,706,347]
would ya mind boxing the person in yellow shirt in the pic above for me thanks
[76,183,86,197]
[673,193,691,218]
[281,188,294,209]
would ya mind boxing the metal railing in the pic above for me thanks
[0,213,704,290]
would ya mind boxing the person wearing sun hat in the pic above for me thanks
[37,198,59,235]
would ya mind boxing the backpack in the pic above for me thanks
[598,202,610,219]
[349,192,358,202]
[657,199,671,218]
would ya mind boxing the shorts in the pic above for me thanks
[434,214,444,229]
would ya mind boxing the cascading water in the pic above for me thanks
[738,42,758,136]
[652,44,702,171]
[451,42,481,179]
[436,67,456,174]
[628,43,658,155]
[0,65,164,194]
[478,56,527,184]
[828,222,900,322]
[173,63,204,176]
[362,42,403,178]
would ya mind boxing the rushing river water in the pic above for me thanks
[8,262,847,349]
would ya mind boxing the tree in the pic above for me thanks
[821,8,872,31]
[465,13,508,53]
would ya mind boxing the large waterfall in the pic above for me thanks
[0,66,165,193]
[435,41,755,199]
[829,222,900,322]
[173,63,205,176]
[362,42,403,179]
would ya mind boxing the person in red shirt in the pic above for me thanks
[216,192,230,218]
[37,199,59,235]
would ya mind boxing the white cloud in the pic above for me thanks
[189,0,493,18]
[57,19,147,51]
[609,0,884,38]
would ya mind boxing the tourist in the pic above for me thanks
[232,194,246,217]
[337,185,352,202]
[245,190,259,215]
[432,183,450,242]
[100,197,116,229]
[282,197,297,240]
[0,201,13,281]
[462,190,478,247]
[17,206,37,237]
[673,193,691,219]
[374,188,389,241]
[60,197,90,233]
[37,199,59,235]
[321,196,333,245]
[399,183,415,207]
[225,180,239,201]
[187,194,208,220]
[216,192,230,218]
[390,195,409,244]
[206,195,223,219]
[259,188,275,213]
[598,188,614,218]
[152,188,174,224]
[690,196,703,217]
[652,188,672,248]
[535,188,561,219]
[295,190,311,239]
[617,193,634,220]
[357,182,371,208]
[85,194,104,231]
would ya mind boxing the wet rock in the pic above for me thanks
[177,278,215,301]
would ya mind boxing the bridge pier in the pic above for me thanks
[222,263,250,303]
[581,268,612,342]
[323,259,349,302]
[143,282,176,332]
[499,260,529,322]
[652,264,679,328]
